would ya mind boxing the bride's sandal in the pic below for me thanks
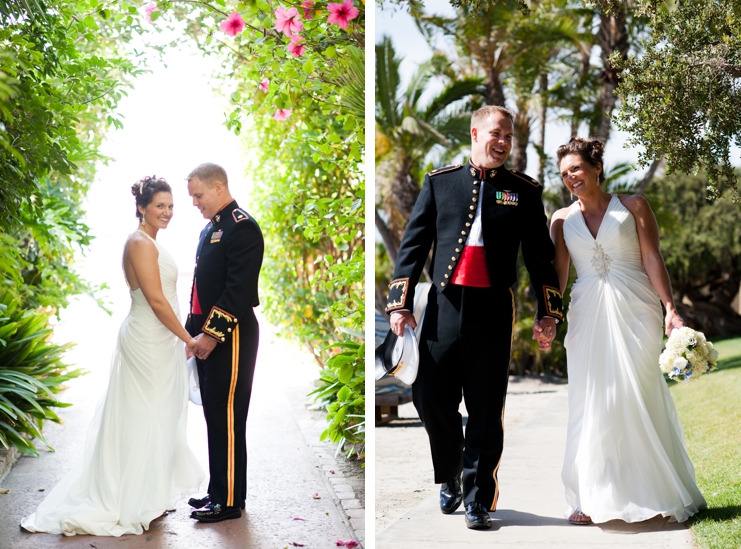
[568,510,593,525]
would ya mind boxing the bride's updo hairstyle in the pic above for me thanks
[556,137,606,185]
[131,176,172,219]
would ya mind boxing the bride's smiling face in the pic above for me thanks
[559,153,602,197]
[138,192,174,229]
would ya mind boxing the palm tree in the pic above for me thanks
[375,35,485,259]
[415,1,584,174]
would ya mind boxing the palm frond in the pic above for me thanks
[375,36,401,130]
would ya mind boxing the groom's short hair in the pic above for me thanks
[470,105,515,131]
[187,163,229,188]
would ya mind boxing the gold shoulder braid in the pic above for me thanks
[428,164,462,177]
[509,169,541,187]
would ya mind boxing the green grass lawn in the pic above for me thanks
[671,336,741,549]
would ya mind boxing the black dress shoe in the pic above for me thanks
[465,502,492,530]
[188,494,245,510]
[188,494,211,508]
[190,502,242,523]
[439,476,462,514]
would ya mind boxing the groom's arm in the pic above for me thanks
[521,185,564,325]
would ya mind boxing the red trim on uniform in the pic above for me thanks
[192,282,202,314]
[450,246,491,287]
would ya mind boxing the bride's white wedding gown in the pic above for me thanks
[561,195,705,524]
[21,231,204,536]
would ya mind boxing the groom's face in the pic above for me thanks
[188,177,222,220]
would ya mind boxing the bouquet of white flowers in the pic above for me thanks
[659,327,719,383]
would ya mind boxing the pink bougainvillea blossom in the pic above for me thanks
[259,78,269,93]
[336,541,359,548]
[275,7,303,36]
[301,0,316,19]
[272,109,292,121]
[327,0,359,29]
[144,2,159,23]
[287,34,306,57]
[220,12,246,36]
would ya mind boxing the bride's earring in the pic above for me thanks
[141,216,146,226]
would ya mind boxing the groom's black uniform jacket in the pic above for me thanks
[187,200,263,342]
[187,200,264,509]
[386,162,563,321]
[385,161,563,510]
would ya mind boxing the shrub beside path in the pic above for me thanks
[376,376,696,548]
[0,291,362,548]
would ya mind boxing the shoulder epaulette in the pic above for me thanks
[427,164,462,177]
[232,208,250,222]
[510,169,541,187]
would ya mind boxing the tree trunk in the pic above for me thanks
[537,72,548,184]
[375,208,399,264]
[382,156,420,246]
[511,110,530,173]
[390,160,420,223]
[483,68,506,107]
[595,6,629,143]
[571,48,592,138]
[633,157,664,196]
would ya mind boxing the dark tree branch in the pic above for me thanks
[375,208,399,263]
[634,157,663,196]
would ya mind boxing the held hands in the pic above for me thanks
[532,317,557,351]
[664,306,686,337]
[185,338,197,359]
[390,310,417,337]
[192,333,218,360]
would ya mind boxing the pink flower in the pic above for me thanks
[275,7,303,36]
[220,12,246,36]
[287,34,306,57]
[272,109,292,121]
[144,2,158,23]
[259,78,269,93]
[302,0,316,20]
[327,0,359,29]
[335,542,359,548]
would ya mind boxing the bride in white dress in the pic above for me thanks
[21,176,204,536]
[543,137,706,525]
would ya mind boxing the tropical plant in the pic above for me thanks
[644,171,741,337]
[0,292,84,457]
[612,0,741,199]
[309,340,365,459]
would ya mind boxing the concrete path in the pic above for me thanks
[376,378,696,548]
[0,292,361,548]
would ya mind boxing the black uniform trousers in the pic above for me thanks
[412,284,514,510]
[193,309,259,508]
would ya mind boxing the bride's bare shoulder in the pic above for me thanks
[551,206,571,222]
[616,194,653,218]
[124,231,157,258]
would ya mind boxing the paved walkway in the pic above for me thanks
[376,378,696,548]
[0,294,363,548]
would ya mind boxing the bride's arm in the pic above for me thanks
[126,237,197,348]
[533,208,571,350]
[620,195,684,335]
[550,209,571,294]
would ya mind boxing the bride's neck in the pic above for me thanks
[578,189,612,211]
[138,225,158,240]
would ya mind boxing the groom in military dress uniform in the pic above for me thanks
[387,106,564,529]
[185,163,264,523]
